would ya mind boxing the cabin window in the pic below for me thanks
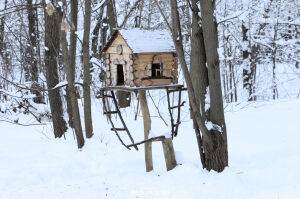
[117,64,124,85]
[152,63,163,77]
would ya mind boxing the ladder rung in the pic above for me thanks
[111,128,126,131]
[169,102,186,109]
[167,89,180,93]
[169,105,181,109]
[167,88,187,93]
[104,111,119,114]
[103,95,114,98]
[172,122,181,127]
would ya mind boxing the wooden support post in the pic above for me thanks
[162,138,177,171]
[138,90,153,172]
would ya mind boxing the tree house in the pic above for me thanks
[101,29,186,172]
[102,29,178,87]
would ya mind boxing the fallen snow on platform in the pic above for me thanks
[1,99,300,199]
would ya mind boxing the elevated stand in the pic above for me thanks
[100,84,186,171]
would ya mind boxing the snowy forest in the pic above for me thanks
[0,0,299,198]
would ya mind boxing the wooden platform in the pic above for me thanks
[100,84,185,92]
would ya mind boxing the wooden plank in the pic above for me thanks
[127,136,165,148]
[110,91,138,150]
[100,84,184,92]
[162,138,177,171]
[139,90,153,172]
[106,33,133,54]
[140,79,172,86]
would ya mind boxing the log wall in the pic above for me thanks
[133,53,178,87]
[104,33,178,87]
[105,33,134,86]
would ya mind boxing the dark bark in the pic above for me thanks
[83,0,93,138]
[190,0,208,118]
[190,0,209,168]
[44,1,67,138]
[27,0,43,103]
[199,0,228,172]
[61,24,85,149]
[169,0,212,147]
[0,0,7,57]
[65,0,79,128]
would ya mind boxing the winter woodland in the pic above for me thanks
[0,0,299,198]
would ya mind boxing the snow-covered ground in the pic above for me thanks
[1,98,300,199]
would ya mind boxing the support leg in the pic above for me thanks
[162,138,177,171]
[138,90,153,172]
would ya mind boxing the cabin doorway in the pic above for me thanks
[117,64,124,85]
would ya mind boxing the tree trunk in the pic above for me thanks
[169,0,212,148]
[65,0,79,128]
[0,0,7,56]
[83,0,93,138]
[60,12,85,148]
[44,1,67,138]
[61,29,85,148]
[199,0,228,172]
[190,0,209,168]
[190,0,208,118]
[27,0,43,103]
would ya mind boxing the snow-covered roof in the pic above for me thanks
[104,29,176,54]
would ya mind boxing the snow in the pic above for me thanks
[1,98,300,198]
[119,29,175,53]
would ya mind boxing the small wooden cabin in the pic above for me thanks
[103,29,178,87]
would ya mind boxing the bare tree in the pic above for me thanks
[44,0,67,138]
[82,0,93,138]
[168,0,228,172]
[199,0,228,172]
[26,0,43,103]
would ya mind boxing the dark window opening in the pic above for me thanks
[152,63,163,77]
[117,64,124,85]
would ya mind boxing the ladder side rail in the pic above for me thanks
[110,91,139,151]
[102,90,131,150]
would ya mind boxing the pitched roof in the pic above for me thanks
[103,29,175,54]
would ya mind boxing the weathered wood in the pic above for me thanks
[127,136,165,148]
[110,91,138,150]
[106,33,133,54]
[101,91,131,150]
[140,79,172,86]
[138,90,153,172]
[101,84,184,92]
[110,128,126,131]
[162,138,177,171]
[106,79,111,85]
[130,81,135,87]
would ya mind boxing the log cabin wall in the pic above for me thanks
[104,32,178,87]
[105,33,134,86]
[133,53,178,87]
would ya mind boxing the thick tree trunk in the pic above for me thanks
[27,0,42,103]
[65,0,79,128]
[61,27,85,148]
[83,0,93,138]
[44,1,67,138]
[169,0,212,147]
[190,0,208,118]
[190,0,209,168]
[0,0,6,57]
[199,0,228,172]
